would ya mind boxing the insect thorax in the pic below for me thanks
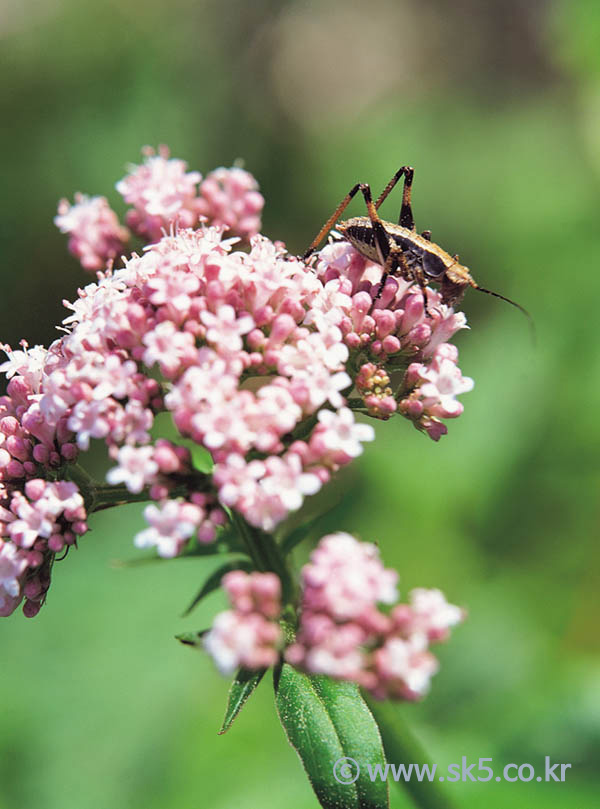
[338,217,451,279]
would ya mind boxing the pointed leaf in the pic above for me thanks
[218,667,266,735]
[182,558,252,616]
[274,664,389,809]
[175,629,209,647]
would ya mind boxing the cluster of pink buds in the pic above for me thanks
[204,571,283,674]
[314,240,472,439]
[287,533,464,700]
[0,479,87,617]
[56,146,265,272]
[0,343,78,469]
[116,145,203,242]
[0,342,88,617]
[55,194,130,272]
[196,166,264,241]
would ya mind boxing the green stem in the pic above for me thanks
[230,510,295,605]
[230,509,270,571]
[65,462,213,513]
[260,531,295,605]
[92,484,154,511]
[366,700,458,809]
[64,462,152,512]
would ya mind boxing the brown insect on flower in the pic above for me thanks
[303,167,531,322]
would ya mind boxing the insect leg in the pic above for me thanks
[410,265,432,316]
[374,166,415,230]
[303,183,365,260]
[356,183,414,300]
[374,244,413,301]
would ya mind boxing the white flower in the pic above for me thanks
[316,408,375,458]
[106,446,158,494]
[134,500,201,558]
[0,540,27,602]
[201,305,254,354]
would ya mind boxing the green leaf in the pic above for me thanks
[175,629,209,647]
[280,512,328,556]
[274,664,389,809]
[218,667,266,735]
[190,444,213,473]
[182,558,253,617]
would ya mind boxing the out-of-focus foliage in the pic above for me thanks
[1,0,599,807]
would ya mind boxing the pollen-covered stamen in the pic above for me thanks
[356,363,397,419]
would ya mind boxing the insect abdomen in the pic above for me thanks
[345,223,375,247]
[339,219,380,262]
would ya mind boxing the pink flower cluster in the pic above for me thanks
[56,146,265,272]
[116,145,203,242]
[0,343,88,617]
[55,194,130,272]
[398,344,474,441]
[3,148,477,629]
[134,495,225,558]
[5,223,377,547]
[287,533,464,700]
[204,571,282,674]
[0,479,87,617]
[314,240,473,439]
[196,166,264,241]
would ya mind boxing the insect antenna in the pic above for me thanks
[475,285,535,342]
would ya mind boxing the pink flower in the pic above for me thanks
[0,540,27,616]
[356,363,397,419]
[203,610,281,674]
[196,167,264,240]
[134,500,205,558]
[116,145,201,242]
[106,446,159,494]
[372,635,440,700]
[288,533,465,702]
[309,408,375,465]
[222,571,281,619]
[0,480,87,617]
[286,614,369,682]
[300,533,398,625]
[393,588,466,642]
[204,569,282,674]
[142,322,197,378]
[201,305,255,354]
[9,493,57,547]
[399,344,474,439]
[417,346,475,417]
[55,194,130,272]
[0,343,48,392]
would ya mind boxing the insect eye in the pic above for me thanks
[422,252,446,279]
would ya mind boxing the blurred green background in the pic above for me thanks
[1,0,599,807]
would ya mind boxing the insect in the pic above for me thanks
[303,166,530,322]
